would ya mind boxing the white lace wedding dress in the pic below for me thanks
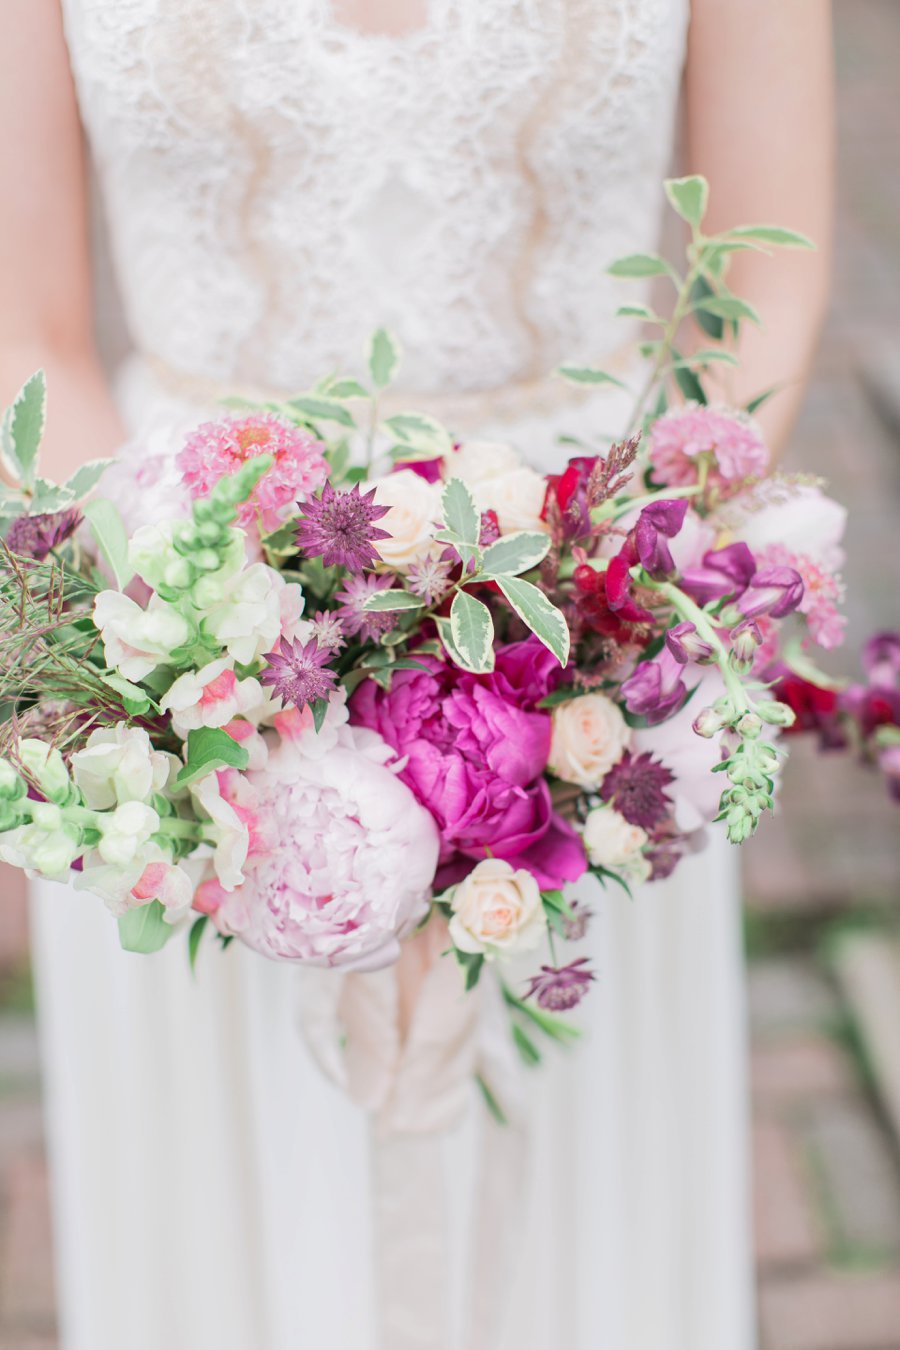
[32,2,754,1347]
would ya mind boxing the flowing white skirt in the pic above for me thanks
[32,836,752,1350]
[31,366,754,1349]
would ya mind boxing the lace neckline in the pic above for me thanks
[319,0,445,49]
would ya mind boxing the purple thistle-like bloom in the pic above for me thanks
[308,610,346,653]
[336,573,397,643]
[260,636,338,710]
[6,509,82,561]
[600,750,674,831]
[561,899,594,942]
[524,957,595,1011]
[407,554,453,606]
[295,481,391,572]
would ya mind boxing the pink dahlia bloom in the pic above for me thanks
[350,646,586,891]
[649,403,770,491]
[209,725,440,970]
[177,413,328,534]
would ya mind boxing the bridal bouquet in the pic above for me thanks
[0,177,879,1040]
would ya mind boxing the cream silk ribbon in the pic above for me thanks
[299,937,529,1350]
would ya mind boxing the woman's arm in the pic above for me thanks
[0,0,123,482]
[685,0,835,453]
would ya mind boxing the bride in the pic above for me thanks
[2,2,832,1347]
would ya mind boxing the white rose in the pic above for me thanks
[72,725,173,810]
[447,440,521,485]
[97,801,160,866]
[448,858,546,959]
[94,591,193,682]
[583,806,648,868]
[548,693,631,789]
[370,470,442,572]
[472,466,550,535]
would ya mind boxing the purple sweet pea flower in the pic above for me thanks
[633,499,689,577]
[350,657,586,890]
[862,633,900,689]
[621,647,692,725]
[735,565,804,621]
[665,621,714,665]
[680,542,757,605]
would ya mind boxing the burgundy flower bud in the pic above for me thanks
[621,648,689,725]
[633,498,689,578]
[733,566,804,623]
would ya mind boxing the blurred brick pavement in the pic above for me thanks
[1,3,899,1347]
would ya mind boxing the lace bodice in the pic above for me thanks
[62,0,689,399]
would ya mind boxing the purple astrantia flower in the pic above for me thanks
[621,647,691,725]
[336,573,397,643]
[524,957,595,1011]
[407,554,453,605]
[307,610,346,653]
[561,899,593,942]
[633,499,690,577]
[733,565,804,622]
[260,636,338,710]
[665,620,714,665]
[6,509,82,561]
[479,509,502,547]
[295,481,391,572]
[680,541,757,606]
[600,750,674,831]
[862,633,900,689]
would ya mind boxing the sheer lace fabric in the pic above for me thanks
[62,0,689,397]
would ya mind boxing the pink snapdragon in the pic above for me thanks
[160,659,270,738]
[177,413,328,534]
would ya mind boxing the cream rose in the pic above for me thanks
[582,805,648,869]
[371,469,442,572]
[548,693,631,789]
[448,857,546,959]
[473,466,550,535]
[447,440,521,485]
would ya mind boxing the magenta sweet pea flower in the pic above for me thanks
[621,647,691,725]
[665,621,714,665]
[734,565,804,621]
[863,633,900,689]
[633,498,689,577]
[350,657,586,890]
[679,542,757,606]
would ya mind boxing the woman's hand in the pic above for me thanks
[685,0,835,454]
[0,0,124,481]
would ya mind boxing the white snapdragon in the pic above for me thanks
[72,725,174,810]
[94,591,193,681]
[96,801,160,866]
[160,659,271,738]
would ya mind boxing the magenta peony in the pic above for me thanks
[208,724,440,970]
[350,643,586,891]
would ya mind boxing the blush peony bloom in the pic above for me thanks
[649,403,770,490]
[350,655,585,890]
[177,413,328,534]
[210,724,440,970]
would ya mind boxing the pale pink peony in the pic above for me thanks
[210,724,440,970]
[649,403,770,491]
[177,414,328,534]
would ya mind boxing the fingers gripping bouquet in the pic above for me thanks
[0,177,877,1060]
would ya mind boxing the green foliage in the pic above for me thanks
[361,589,426,612]
[441,476,480,546]
[480,531,550,577]
[82,498,134,589]
[1,371,46,489]
[118,900,174,955]
[450,589,495,673]
[607,253,676,280]
[557,365,626,388]
[175,726,250,788]
[664,174,708,228]
[287,395,355,428]
[188,913,208,972]
[495,577,570,667]
[367,328,400,388]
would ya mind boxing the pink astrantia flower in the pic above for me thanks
[649,403,770,491]
[524,958,595,1012]
[177,413,328,534]
[210,724,440,970]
